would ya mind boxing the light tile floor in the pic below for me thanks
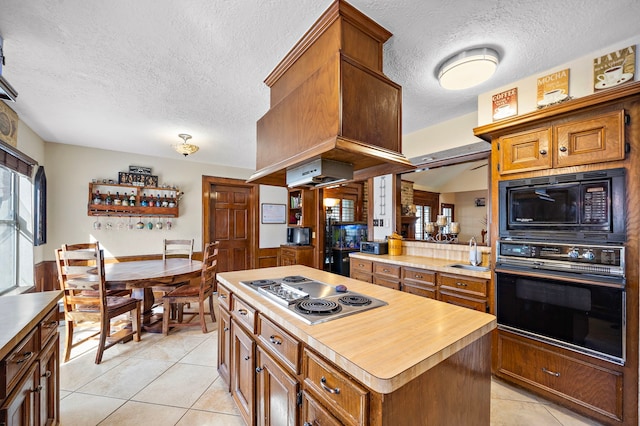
[58,308,603,426]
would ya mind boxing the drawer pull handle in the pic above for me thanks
[542,367,560,377]
[238,309,248,316]
[255,367,263,373]
[269,335,283,345]
[383,269,390,273]
[415,274,423,279]
[219,294,227,299]
[244,355,250,361]
[43,321,58,329]
[320,376,340,394]
[456,282,468,287]
[15,351,34,364]
[43,370,52,378]
[559,146,567,152]
[539,149,547,155]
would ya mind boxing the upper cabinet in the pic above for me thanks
[496,109,626,174]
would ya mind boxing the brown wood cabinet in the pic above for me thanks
[349,259,373,283]
[1,305,59,426]
[301,390,343,426]
[217,307,231,389]
[497,109,625,174]
[255,346,299,426]
[495,331,623,422]
[231,317,256,426]
[437,273,489,313]
[279,245,314,267]
[372,263,401,290]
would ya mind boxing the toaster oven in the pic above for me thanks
[360,241,388,255]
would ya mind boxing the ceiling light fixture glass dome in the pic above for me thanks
[174,133,199,156]
[437,47,499,90]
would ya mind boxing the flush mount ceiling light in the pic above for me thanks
[174,133,199,156]
[437,47,499,90]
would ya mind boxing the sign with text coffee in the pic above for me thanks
[492,87,518,121]
[593,44,636,91]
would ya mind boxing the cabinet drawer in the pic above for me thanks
[497,332,623,421]
[350,259,372,273]
[350,270,372,283]
[303,349,368,426]
[217,284,232,311]
[402,282,436,299]
[231,296,257,334]
[301,390,343,426]
[402,267,435,284]
[438,273,488,297]
[257,314,301,374]
[373,276,400,291]
[373,263,400,278]
[439,291,487,312]
[39,306,59,348]
[280,247,296,258]
[0,328,38,399]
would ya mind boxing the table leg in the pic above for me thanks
[131,288,165,333]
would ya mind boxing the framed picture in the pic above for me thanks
[261,203,286,224]
[118,172,158,187]
[0,102,18,147]
[129,165,152,175]
[475,197,486,207]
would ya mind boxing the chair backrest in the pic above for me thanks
[163,239,194,261]
[55,242,107,314]
[200,241,219,292]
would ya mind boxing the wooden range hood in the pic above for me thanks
[248,0,414,187]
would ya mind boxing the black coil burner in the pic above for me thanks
[338,295,372,307]
[295,299,342,315]
[282,275,308,283]
[248,279,276,287]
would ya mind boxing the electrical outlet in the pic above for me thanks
[373,219,379,226]
[379,219,384,226]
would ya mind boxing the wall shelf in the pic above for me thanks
[87,182,180,217]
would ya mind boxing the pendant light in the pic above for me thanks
[173,133,199,156]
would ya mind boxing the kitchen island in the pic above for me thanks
[217,265,496,425]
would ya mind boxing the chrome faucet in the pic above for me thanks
[469,236,480,266]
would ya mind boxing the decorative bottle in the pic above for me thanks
[141,193,148,207]
[129,192,136,207]
[105,192,113,206]
[114,192,122,206]
[93,190,102,205]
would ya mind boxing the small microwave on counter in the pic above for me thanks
[360,241,388,255]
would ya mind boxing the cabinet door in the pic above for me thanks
[39,335,59,426]
[217,308,231,388]
[0,362,38,426]
[256,346,299,426]
[499,127,552,174]
[231,321,255,426]
[301,390,343,426]
[554,110,625,168]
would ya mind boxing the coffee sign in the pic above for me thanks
[593,45,636,91]
[492,87,518,121]
[537,69,569,107]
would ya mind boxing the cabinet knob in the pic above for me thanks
[223,326,229,332]
[559,146,568,152]
[539,149,547,155]
[42,370,52,378]
[244,355,250,361]
[255,367,263,373]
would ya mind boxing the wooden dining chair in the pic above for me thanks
[162,241,219,335]
[55,243,141,364]
[153,239,196,315]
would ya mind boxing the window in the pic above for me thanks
[324,198,356,222]
[0,165,33,295]
[414,205,432,239]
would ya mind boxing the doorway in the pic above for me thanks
[202,176,257,273]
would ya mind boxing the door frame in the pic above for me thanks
[202,175,258,270]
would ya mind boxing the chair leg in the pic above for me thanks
[208,295,216,323]
[162,299,171,336]
[95,316,109,364]
[199,300,207,333]
[132,302,141,342]
[64,320,74,362]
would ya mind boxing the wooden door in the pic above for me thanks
[204,177,255,272]
[498,127,552,174]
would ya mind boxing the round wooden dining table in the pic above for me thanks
[104,258,203,332]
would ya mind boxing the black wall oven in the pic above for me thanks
[496,240,625,365]
[498,168,625,243]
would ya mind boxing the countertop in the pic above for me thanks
[0,291,62,360]
[350,252,492,279]
[217,265,496,394]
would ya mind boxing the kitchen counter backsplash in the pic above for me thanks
[402,240,491,265]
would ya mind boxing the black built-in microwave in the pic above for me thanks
[498,168,626,243]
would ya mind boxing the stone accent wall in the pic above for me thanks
[400,180,413,209]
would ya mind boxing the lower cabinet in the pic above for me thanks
[279,245,314,267]
[217,308,231,389]
[301,390,343,426]
[255,346,298,426]
[372,263,401,290]
[1,305,60,426]
[231,321,256,425]
[437,273,489,312]
[495,330,624,423]
[402,267,436,299]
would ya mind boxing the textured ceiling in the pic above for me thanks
[0,0,638,170]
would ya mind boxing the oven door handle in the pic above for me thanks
[495,264,626,289]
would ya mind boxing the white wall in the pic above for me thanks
[259,184,288,248]
[478,35,640,125]
[371,175,395,240]
[43,142,254,260]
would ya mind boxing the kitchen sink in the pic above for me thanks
[448,264,490,272]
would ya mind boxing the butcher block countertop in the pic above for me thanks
[0,291,62,360]
[217,265,496,394]
[350,252,492,279]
